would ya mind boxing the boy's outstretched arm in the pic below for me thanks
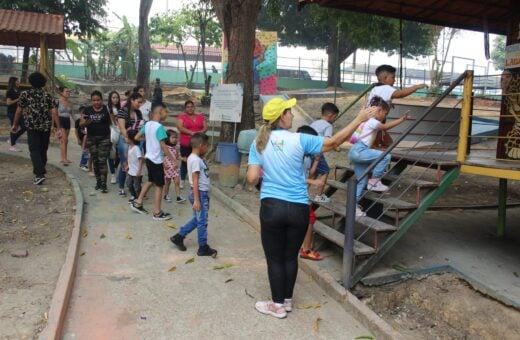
[392,84,428,99]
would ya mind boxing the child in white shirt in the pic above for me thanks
[125,129,144,203]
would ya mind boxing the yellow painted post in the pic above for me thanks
[39,35,48,74]
[457,70,474,162]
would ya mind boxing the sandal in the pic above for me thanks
[299,248,322,261]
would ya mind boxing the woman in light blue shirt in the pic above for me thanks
[247,97,375,319]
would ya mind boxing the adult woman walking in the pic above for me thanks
[176,100,207,188]
[246,98,376,319]
[6,76,26,152]
[116,92,144,195]
[107,90,121,184]
[57,86,76,165]
[80,91,112,193]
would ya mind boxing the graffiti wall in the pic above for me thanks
[222,31,277,95]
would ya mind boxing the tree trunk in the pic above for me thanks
[21,47,30,83]
[212,0,261,142]
[200,21,210,95]
[137,0,153,91]
[326,28,356,88]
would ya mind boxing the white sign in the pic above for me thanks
[505,43,520,69]
[209,83,243,123]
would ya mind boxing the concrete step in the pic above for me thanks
[313,221,376,256]
[363,192,417,210]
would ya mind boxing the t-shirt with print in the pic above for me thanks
[353,118,381,146]
[139,121,167,164]
[128,145,143,176]
[367,84,395,106]
[17,88,55,131]
[83,105,111,137]
[6,89,19,116]
[187,153,210,192]
[310,119,333,137]
[248,130,324,205]
[117,108,143,131]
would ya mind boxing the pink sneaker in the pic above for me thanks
[367,178,389,192]
[254,301,287,319]
[283,298,293,312]
[9,145,21,152]
[356,204,366,217]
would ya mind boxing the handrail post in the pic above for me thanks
[342,176,357,289]
[457,70,474,162]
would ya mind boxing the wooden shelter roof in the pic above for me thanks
[299,0,514,35]
[0,9,65,49]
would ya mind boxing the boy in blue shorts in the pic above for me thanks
[170,133,217,257]
[310,102,339,203]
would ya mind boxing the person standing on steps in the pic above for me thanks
[6,76,26,152]
[56,86,76,165]
[176,100,208,189]
[80,91,112,193]
[11,72,60,185]
[152,78,163,106]
[246,97,376,319]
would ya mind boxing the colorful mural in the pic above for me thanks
[222,31,277,95]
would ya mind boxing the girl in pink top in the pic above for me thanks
[176,100,208,186]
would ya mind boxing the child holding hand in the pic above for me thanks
[163,129,186,204]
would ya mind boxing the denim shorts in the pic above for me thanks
[316,155,330,176]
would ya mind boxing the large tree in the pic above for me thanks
[0,0,107,81]
[258,1,434,87]
[137,0,153,90]
[211,0,262,141]
[491,35,506,70]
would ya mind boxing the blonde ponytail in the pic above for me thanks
[256,122,271,154]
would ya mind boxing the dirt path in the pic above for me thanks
[0,154,74,339]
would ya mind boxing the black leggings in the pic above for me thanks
[260,198,309,304]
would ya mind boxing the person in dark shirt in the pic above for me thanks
[6,76,26,152]
[12,72,59,185]
[80,90,112,193]
[152,78,163,106]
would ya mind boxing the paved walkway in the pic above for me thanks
[4,139,370,338]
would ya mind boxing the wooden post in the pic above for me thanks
[457,70,473,162]
[39,35,48,74]
[497,178,507,237]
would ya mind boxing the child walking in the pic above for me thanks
[170,133,217,257]
[126,129,144,204]
[163,129,186,204]
[310,102,339,203]
[130,103,173,221]
[349,96,409,217]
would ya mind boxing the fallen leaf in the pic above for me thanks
[185,257,195,264]
[296,304,313,310]
[314,303,322,309]
[22,190,33,195]
[213,263,233,270]
[225,278,233,283]
[124,233,133,240]
[89,192,96,196]
[44,312,48,321]
[168,266,177,272]
[355,336,374,340]
[80,252,86,256]
[39,222,49,226]
[314,317,322,333]
[41,187,49,192]
[165,222,176,229]
[24,198,32,202]
[82,229,88,238]
[100,233,106,239]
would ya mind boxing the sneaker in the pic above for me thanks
[128,198,135,205]
[163,194,172,203]
[283,298,293,312]
[356,204,366,217]
[79,165,89,172]
[176,196,186,203]
[118,189,126,196]
[254,301,287,319]
[9,145,21,152]
[101,186,108,193]
[130,202,148,214]
[299,248,322,261]
[367,178,389,192]
[197,244,217,257]
[95,184,101,191]
[170,234,187,251]
[153,211,172,221]
[314,194,330,203]
[110,174,117,184]
[33,177,46,185]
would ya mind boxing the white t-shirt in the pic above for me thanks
[139,121,167,164]
[310,119,333,137]
[140,100,152,121]
[367,85,396,106]
[187,153,210,191]
[127,145,143,176]
[353,118,381,146]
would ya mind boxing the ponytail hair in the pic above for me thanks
[255,112,284,154]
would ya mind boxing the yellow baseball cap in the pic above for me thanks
[262,97,297,123]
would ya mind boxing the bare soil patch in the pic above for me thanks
[0,155,74,339]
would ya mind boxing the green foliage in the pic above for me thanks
[491,35,506,70]
[0,0,107,38]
